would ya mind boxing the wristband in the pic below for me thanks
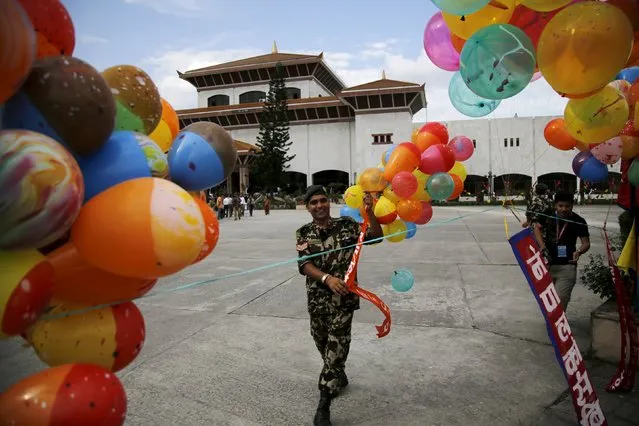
[321,274,330,284]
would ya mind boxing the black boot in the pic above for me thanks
[313,391,332,426]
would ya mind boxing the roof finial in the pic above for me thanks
[382,69,386,80]
[272,41,278,54]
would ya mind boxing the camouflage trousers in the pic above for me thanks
[310,309,354,395]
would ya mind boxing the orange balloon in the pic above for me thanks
[48,243,157,305]
[451,34,466,54]
[414,131,443,153]
[161,98,180,138]
[411,127,420,143]
[448,174,464,200]
[396,199,423,222]
[382,142,421,182]
[627,32,639,67]
[544,118,578,150]
[71,177,205,279]
[606,0,639,30]
[191,196,220,264]
[629,82,639,108]
[621,135,639,159]
[0,0,35,104]
[635,103,639,130]
[575,140,590,152]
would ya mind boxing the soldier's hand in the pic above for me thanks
[363,193,374,213]
[326,276,349,296]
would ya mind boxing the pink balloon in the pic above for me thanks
[419,144,456,175]
[392,171,419,199]
[423,12,460,72]
[414,202,433,225]
[448,135,474,161]
[531,71,542,82]
[591,137,622,165]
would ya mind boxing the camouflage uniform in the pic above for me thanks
[527,191,554,230]
[296,216,378,395]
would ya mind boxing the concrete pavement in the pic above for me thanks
[1,204,638,425]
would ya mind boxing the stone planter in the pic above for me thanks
[591,299,639,364]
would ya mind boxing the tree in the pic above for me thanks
[253,62,295,192]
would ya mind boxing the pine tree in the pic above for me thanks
[253,62,295,192]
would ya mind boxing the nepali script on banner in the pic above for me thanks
[509,228,607,426]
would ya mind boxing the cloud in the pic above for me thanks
[78,35,108,44]
[122,0,208,17]
[139,38,568,122]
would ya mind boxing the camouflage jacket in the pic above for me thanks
[527,193,554,225]
[296,216,378,314]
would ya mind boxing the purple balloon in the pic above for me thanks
[572,151,592,176]
[423,12,460,72]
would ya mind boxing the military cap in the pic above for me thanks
[303,185,327,204]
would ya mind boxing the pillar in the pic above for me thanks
[239,165,249,193]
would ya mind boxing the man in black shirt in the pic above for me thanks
[533,191,590,311]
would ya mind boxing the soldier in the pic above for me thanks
[521,183,554,229]
[296,185,383,426]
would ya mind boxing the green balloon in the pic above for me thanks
[427,173,455,201]
[114,99,145,133]
[460,24,536,100]
[628,158,639,187]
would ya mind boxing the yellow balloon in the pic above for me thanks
[621,136,639,160]
[411,128,420,143]
[443,0,516,40]
[149,119,173,152]
[564,86,629,144]
[344,185,365,208]
[537,2,634,96]
[449,162,468,182]
[411,190,432,203]
[520,0,571,12]
[358,167,388,192]
[374,196,397,220]
[412,169,430,184]
[384,220,407,243]
[383,186,401,204]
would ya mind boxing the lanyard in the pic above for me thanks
[556,215,568,243]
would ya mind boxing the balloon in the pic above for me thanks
[572,151,591,175]
[391,268,414,292]
[0,250,54,338]
[531,71,542,82]
[591,137,623,165]
[414,202,434,225]
[451,33,466,53]
[382,142,421,182]
[2,56,115,155]
[77,131,151,203]
[564,86,629,144]
[149,98,180,152]
[616,67,639,85]
[102,65,162,135]
[391,171,419,199]
[168,122,238,191]
[373,196,398,225]
[448,135,475,161]
[431,0,491,16]
[358,167,388,192]
[396,199,423,222]
[420,144,456,175]
[135,132,169,178]
[578,156,609,183]
[544,118,577,150]
[0,0,35,104]
[443,0,517,40]
[344,185,365,208]
[621,135,639,159]
[449,161,468,181]
[0,364,126,426]
[383,186,402,204]
[410,169,432,202]
[384,219,407,243]
[25,301,145,372]
[0,130,84,250]
[508,4,563,49]
[381,144,398,165]
[448,174,464,199]
[191,196,220,264]
[427,173,455,200]
[340,205,363,223]
[414,131,443,153]
[424,12,460,71]
[419,122,449,144]
[449,71,501,117]
[17,0,75,58]
[460,23,536,100]
[47,243,156,305]
[537,2,634,96]
[605,0,639,30]
[71,177,205,278]
[520,0,571,12]
[161,98,180,137]
[405,222,418,239]
[629,158,639,186]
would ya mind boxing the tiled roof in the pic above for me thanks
[180,52,322,76]
[341,78,422,92]
[177,96,345,116]
[234,139,259,152]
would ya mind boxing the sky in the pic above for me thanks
[65,0,568,122]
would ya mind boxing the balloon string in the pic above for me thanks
[40,207,499,321]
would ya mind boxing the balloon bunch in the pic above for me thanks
[424,0,638,119]
[0,1,235,424]
[341,122,474,243]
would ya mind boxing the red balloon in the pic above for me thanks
[447,174,464,200]
[419,144,456,175]
[419,122,449,144]
[391,171,419,199]
[414,202,433,225]
[0,364,127,425]
[17,0,75,58]
[191,196,220,264]
[382,142,421,182]
[509,5,562,49]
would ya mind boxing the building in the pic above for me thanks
[175,43,620,196]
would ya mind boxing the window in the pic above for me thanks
[284,87,301,100]
[510,138,514,147]
[504,138,507,147]
[472,139,476,148]
[516,137,520,147]
[207,94,230,107]
[372,133,393,145]
[239,90,266,104]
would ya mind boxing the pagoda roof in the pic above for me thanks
[340,77,423,93]
[179,52,323,77]
[178,96,345,116]
[234,139,259,153]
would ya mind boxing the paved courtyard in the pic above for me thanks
[1,204,638,425]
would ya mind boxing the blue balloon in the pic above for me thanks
[77,131,151,202]
[616,67,639,84]
[168,131,226,191]
[391,269,414,293]
[449,71,501,117]
[383,145,398,164]
[340,205,363,223]
[2,91,62,143]
[579,157,608,183]
[405,222,417,239]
